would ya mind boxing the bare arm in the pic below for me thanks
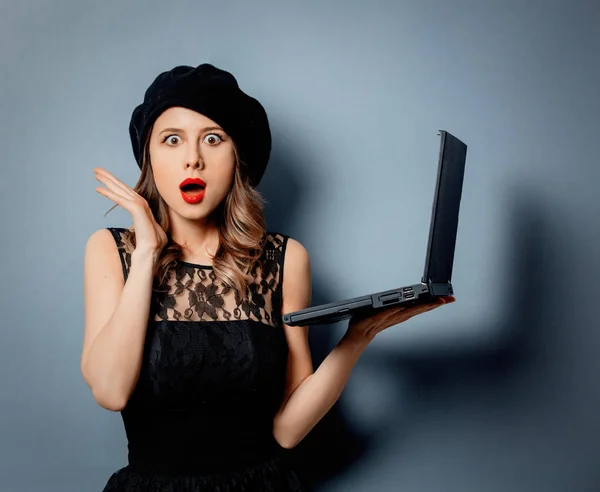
[274,335,368,449]
[80,228,157,411]
[272,240,452,448]
[272,238,369,448]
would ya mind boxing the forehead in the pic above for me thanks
[153,106,223,132]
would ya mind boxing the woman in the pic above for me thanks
[81,63,454,491]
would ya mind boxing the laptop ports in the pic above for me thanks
[376,292,401,307]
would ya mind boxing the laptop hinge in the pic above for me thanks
[427,282,454,296]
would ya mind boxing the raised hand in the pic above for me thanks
[94,167,168,256]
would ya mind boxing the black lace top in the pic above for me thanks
[101,228,307,492]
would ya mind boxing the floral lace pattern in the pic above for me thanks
[101,228,308,491]
[107,228,287,328]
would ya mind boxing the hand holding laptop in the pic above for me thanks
[344,295,455,344]
[282,131,467,327]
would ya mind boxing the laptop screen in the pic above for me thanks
[421,131,467,285]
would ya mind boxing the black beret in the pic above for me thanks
[129,63,271,187]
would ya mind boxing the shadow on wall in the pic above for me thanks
[397,187,557,386]
[262,130,559,488]
[270,140,561,487]
[336,185,557,489]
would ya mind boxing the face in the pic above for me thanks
[148,106,236,222]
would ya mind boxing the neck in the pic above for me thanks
[169,213,220,260]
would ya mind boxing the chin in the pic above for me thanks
[163,192,225,222]
[178,207,213,220]
[178,201,220,220]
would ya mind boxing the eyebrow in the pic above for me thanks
[158,126,225,135]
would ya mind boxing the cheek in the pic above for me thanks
[223,163,236,186]
[206,152,236,190]
[150,162,178,199]
[220,164,236,191]
[206,169,235,203]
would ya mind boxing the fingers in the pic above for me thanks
[384,297,451,321]
[352,295,456,336]
[94,168,137,198]
[94,168,148,214]
[96,185,135,209]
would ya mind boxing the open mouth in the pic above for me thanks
[180,183,205,196]
[180,178,206,203]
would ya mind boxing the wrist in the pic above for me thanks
[131,248,160,266]
[340,329,372,353]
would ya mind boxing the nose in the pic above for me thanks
[185,144,204,170]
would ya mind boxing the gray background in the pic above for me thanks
[1,0,599,490]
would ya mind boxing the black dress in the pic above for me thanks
[101,228,308,492]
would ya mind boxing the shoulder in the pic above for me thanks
[85,228,134,281]
[85,227,135,257]
[283,237,310,268]
[85,228,118,252]
[277,235,311,301]
[264,231,310,269]
[94,227,135,253]
[84,228,125,277]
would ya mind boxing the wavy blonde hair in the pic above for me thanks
[105,125,267,296]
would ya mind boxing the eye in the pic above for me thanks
[203,133,225,145]
[162,134,182,146]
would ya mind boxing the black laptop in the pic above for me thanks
[282,130,467,326]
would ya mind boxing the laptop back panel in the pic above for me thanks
[422,131,467,294]
[282,130,467,326]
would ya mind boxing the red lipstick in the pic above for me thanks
[179,177,206,204]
